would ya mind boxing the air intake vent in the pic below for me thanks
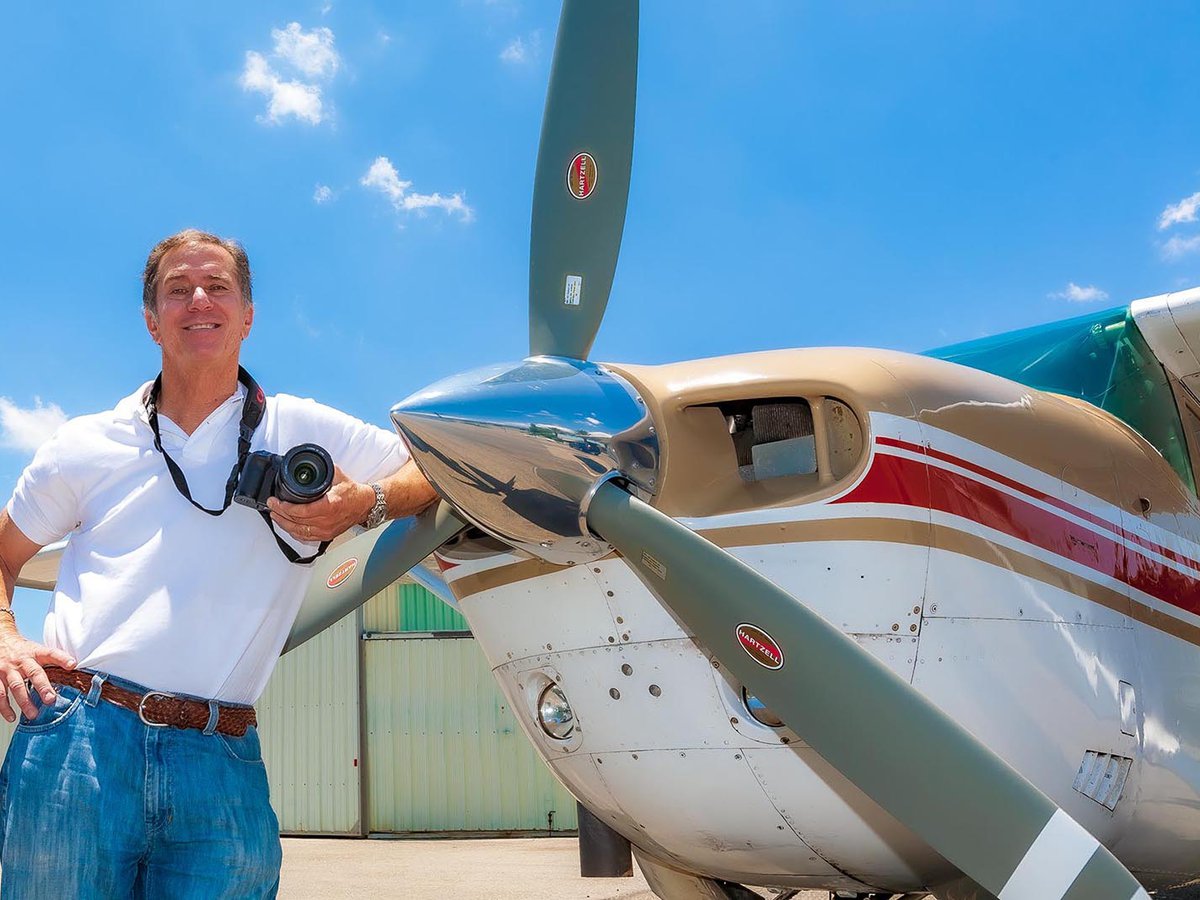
[714,398,817,482]
[1072,751,1132,810]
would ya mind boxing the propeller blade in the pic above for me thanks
[528,0,638,360]
[585,481,1148,900]
[283,502,466,654]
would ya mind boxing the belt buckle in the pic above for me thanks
[137,690,176,727]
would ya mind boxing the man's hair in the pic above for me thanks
[142,229,253,318]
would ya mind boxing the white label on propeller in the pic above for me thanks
[564,275,582,306]
[640,551,666,579]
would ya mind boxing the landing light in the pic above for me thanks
[742,687,785,728]
[538,683,575,740]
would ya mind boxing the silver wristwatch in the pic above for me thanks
[363,482,387,529]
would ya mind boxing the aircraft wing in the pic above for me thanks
[15,539,66,591]
[1132,286,1200,397]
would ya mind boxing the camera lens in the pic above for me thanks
[293,461,319,486]
[278,443,334,504]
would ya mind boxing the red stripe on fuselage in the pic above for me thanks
[834,441,1200,618]
[876,436,1200,575]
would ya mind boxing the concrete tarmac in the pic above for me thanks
[279,837,831,899]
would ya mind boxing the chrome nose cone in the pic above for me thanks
[392,356,658,565]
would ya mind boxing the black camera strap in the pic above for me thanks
[145,366,264,516]
[144,367,329,564]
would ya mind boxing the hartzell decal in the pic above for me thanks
[567,152,597,200]
[736,623,784,670]
[326,558,358,589]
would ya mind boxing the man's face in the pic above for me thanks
[145,243,254,369]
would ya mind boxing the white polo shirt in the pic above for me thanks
[6,383,409,703]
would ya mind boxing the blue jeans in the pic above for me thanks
[0,670,281,899]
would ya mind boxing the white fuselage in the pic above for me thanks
[440,413,1200,894]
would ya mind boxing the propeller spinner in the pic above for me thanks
[291,2,1151,898]
[390,357,657,565]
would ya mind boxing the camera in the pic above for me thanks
[233,443,334,511]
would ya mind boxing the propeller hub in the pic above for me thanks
[391,356,658,565]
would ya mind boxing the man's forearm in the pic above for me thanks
[377,460,439,521]
[268,460,440,542]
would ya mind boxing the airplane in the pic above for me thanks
[20,2,1200,898]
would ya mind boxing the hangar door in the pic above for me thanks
[363,585,578,834]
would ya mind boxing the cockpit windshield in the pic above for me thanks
[926,307,1194,493]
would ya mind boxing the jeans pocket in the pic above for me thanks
[16,686,83,734]
[216,726,264,764]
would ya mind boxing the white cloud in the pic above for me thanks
[240,51,325,125]
[272,23,340,79]
[1159,192,1200,231]
[314,184,334,204]
[240,24,340,126]
[500,31,541,64]
[1050,282,1109,303]
[0,398,67,454]
[1162,234,1200,260]
[361,157,474,222]
[320,3,333,15]
[362,157,412,201]
[500,37,528,63]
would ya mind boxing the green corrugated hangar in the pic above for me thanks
[259,581,578,836]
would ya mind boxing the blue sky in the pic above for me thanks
[3,1,1200,624]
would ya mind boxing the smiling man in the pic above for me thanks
[0,229,436,898]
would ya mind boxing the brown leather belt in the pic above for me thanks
[44,667,257,737]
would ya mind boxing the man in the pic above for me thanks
[0,229,437,898]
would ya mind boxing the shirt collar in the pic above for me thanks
[123,380,248,427]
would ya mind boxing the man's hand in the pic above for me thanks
[267,467,373,544]
[268,459,438,544]
[0,628,76,723]
[0,510,78,722]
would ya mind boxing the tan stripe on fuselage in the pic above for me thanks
[449,556,571,599]
[446,518,1200,648]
